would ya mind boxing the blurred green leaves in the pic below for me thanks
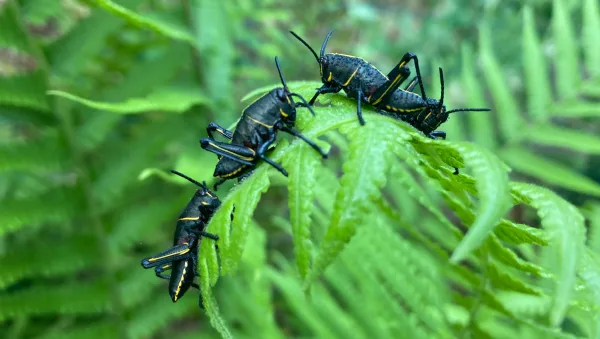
[2,0,600,338]
[48,86,210,114]
[89,0,196,44]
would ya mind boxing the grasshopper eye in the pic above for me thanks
[276,88,287,102]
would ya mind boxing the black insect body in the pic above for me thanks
[200,57,328,190]
[290,30,420,126]
[141,170,227,308]
[289,30,491,135]
[387,67,492,142]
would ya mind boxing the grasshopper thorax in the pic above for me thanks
[274,87,297,127]
[193,186,221,219]
[171,170,221,219]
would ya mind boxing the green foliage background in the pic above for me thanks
[1,0,599,338]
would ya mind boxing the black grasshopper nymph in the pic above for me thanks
[140,170,232,309]
[290,30,491,138]
[200,56,328,191]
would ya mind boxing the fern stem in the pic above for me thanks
[459,245,489,338]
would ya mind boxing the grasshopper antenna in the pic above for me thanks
[289,31,319,63]
[290,93,316,116]
[320,30,333,59]
[171,170,208,190]
[438,67,444,111]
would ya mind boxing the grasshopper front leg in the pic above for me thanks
[206,122,234,140]
[309,84,342,105]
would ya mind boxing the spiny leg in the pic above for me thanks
[184,220,219,241]
[429,131,446,140]
[206,122,233,140]
[357,88,365,125]
[256,129,288,176]
[405,53,428,101]
[141,242,195,269]
[200,138,256,166]
[154,263,173,280]
[236,170,254,184]
[404,76,420,92]
[309,84,342,105]
[369,53,415,106]
[155,261,200,288]
[280,126,328,158]
[213,178,227,191]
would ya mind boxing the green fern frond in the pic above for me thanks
[0,134,67,173]
[0,1,49,111]
[549,100,600,118]
[187,80,592,336]
[463,0,600,197]
[91,116,184,210]
[267,267,340,338]
[522,5,552,123]
[494,220,549,246]
[511,182,586,326]
[0,72,50,111]
[281,145,320,282]
[126,293,198,339]
[487,235,549,278]
[308,120,401,288]
[578,251,600,317]
[331,259,429,339]
[0,188,82,236]
[107,196,186,252]
[218,225,283,339]
[202,167,270,280]
[48,86,210,114]
[364,221,452,336]
[0,280,111,321]
[501,147,600,196]
[497,292,551,318]
[199,259,233,339]
[523,124,600,155]
[478,22,523,144]
[73,42,191,152]
[437,141,511,262]
[552,0,579,100]
[460,44,496,149]
[0,236,101,289]
[118,267,163,309]
[582,0,600,77]
[4,2,596,337]
[87,0,196,45]
[389,158,461,233]
[487,261,544,295]
[40,322,119,339]
[584,203,600,252]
